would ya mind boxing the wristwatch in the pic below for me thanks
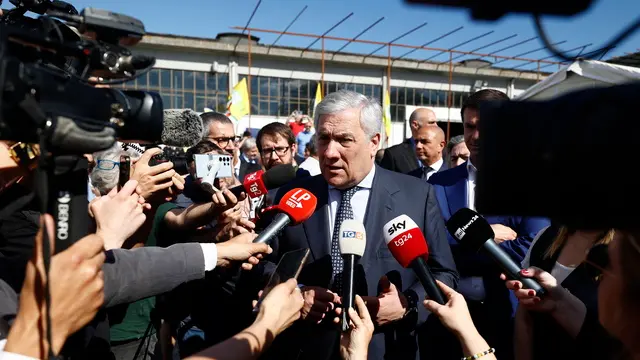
[402,289,419,319]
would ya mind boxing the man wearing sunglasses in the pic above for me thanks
[202,112,261,182]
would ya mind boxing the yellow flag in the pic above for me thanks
[382,87,392,139]
[226,78,250,121]
[313,82,323,116]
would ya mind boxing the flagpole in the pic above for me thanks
[247,29,253,129]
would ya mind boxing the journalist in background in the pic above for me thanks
[262,90,458,360]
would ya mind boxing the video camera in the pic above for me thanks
[0,0,164,152]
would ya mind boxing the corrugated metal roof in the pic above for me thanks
[606,51,640,68]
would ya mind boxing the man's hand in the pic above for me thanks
[215,218,256,243]
[360,276,408,326]
[300,286,341,324]
[490,224,517,243]
[131,148,177,201]
[216,232,272,270]
[90,180,147,250]
[5,215,105,357]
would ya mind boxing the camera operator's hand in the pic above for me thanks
[5,215,105,357]
[90,180,147,250]
[216,232,272,270]
[131,148,177,202]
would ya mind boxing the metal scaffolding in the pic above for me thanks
[230,7,580,140]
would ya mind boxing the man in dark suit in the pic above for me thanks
[380,107,437,174]
[428,89,550,360]
[263,90,458,360]
[407,125,448,180]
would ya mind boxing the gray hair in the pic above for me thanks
[314,89,382,139]
[446,135,465,153]
[201,112,233,139]
[240,137,257,153]
[90,143,122,195]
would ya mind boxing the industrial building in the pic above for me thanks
[116,30,561,145]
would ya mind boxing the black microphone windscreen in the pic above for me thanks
[262,164,297,189]
[446,208,495,251]
[161,109,204,147]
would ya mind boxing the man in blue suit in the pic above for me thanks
[261,90,458,360]
[428,89,550,360]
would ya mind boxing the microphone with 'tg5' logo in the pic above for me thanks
[229,164,297,199]
[338,219,366,332]
[383,215,446,305]
[252,188,317,244]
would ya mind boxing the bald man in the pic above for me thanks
[407,125,447,180]
[380,107,438,174]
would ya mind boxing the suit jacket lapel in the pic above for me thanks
[301,176,331,260]
[362,166,395,271]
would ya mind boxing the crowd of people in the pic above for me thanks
[0,88,639,360]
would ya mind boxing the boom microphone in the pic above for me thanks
[445,208,546,296]
[253,188,317,244]
[338,220,366,332]
[229,164,297,199]
[160,109,204,147]
[383,215,446,305]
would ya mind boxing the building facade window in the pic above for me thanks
[389,86,471,122]
[115,69,229,112]
[246,76,382,117]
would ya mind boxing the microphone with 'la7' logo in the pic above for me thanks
[383,215,446,305]
[253,188,317,244]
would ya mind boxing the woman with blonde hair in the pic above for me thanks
[505,224,620,360]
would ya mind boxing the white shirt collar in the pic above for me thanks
[329,164,376,190]
[429,158,444,172]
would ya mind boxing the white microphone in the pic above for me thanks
[338,219,366,332]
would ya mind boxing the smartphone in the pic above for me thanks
[253,248,310,314]
[118,155,130,190]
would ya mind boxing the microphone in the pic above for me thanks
[160,109,204,147]
[445,208,546,296]
[228,164,297,199]
[338,220,366,332]
[253,188,317,244]
[383,215,446,305]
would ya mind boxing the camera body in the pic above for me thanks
[0,1,163,152]
[148,147,189,175]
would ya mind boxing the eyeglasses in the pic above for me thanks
[260,146,290,158]
[96,159,120,170]
[209,136,242,148]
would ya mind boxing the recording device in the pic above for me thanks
[446,208,546,296]
[253,188,317,244]
[193,153,233,193]
[383,215,446,305]
[118,154,130,190]
[253,248,310,314]
[475,82,640,230]
[229,164,297,199]
[338,219,366,332]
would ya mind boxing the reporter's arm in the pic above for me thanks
[185,320,275,360]
[164,201,219,230]
[102,243,207,307]
[549,287,587,338]
[514,306,534,360]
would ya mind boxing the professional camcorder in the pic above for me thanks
[0,0,164,152]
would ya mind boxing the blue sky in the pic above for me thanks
[63,0,639,71]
